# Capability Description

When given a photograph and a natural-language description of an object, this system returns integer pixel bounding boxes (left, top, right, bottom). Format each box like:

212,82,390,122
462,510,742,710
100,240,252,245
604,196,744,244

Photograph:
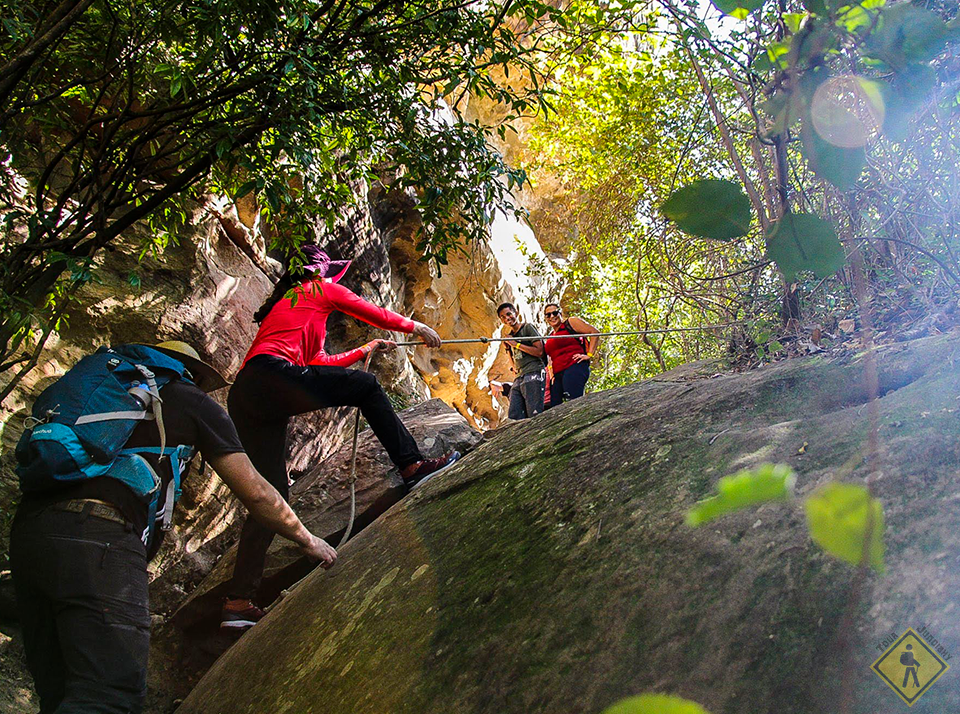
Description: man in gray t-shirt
490,302,545,420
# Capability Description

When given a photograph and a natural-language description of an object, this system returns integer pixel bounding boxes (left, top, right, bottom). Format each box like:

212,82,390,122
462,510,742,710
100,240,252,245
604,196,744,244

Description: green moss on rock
179,334,960,714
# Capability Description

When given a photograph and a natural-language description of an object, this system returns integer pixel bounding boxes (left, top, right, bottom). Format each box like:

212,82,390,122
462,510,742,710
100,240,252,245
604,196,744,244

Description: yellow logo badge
872,628,950,706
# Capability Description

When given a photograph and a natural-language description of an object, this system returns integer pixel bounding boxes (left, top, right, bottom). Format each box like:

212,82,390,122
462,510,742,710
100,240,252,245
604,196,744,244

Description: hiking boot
400,451,461,490
220,598,265,631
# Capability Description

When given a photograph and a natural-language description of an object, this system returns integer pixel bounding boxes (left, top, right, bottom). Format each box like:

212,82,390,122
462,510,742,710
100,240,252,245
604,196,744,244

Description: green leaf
882,64,936,140
805,483,885,573
765,39,793,69
765,213,845,280
783,12,807,32
803,0,828,16
686,463,796,527
752,52,774,72
801,126,866,189
760,92,802,137
661,179,752,240
710,0,765,17
602,695,711,714
865,3,950,68
837,3,880,33
233,180,258,199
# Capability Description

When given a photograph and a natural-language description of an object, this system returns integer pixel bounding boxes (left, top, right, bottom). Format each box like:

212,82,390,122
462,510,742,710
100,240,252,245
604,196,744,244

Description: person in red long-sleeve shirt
221,246,459,629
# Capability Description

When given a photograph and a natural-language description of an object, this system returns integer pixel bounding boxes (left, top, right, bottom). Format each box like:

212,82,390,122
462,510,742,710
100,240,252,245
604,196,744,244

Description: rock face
0,180,550,563
0,181,551,711
180,333,960,714
167,399,482,630
145,399,482,713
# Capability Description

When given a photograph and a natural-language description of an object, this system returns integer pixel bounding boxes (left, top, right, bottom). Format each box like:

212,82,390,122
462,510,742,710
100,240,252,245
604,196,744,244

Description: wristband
586,352,593,358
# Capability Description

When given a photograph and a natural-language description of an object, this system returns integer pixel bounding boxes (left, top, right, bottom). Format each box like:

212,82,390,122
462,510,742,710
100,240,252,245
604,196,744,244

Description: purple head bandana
298,244,351,283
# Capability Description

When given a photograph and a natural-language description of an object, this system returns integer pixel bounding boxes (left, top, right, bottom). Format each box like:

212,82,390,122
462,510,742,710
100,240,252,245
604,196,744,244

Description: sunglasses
544,310,561,318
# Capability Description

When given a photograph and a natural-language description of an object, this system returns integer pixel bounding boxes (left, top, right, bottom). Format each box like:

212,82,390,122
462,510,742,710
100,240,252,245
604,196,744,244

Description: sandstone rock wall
0,178,554,592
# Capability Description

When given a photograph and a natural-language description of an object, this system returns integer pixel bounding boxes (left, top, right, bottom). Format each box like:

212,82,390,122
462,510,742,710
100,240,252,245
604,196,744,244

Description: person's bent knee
354,370,382,395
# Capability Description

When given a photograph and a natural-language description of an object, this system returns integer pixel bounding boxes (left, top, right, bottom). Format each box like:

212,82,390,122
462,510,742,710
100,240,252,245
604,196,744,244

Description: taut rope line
392,322,743,347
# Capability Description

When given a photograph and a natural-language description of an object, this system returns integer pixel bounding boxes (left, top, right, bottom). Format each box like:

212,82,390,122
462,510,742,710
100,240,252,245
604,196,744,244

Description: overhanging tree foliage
0,0,567,395
660,0,960,304
525,0,960,386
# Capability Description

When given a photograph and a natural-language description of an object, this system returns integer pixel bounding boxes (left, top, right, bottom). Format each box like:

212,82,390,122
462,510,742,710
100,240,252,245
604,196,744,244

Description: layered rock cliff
0,177,558,712
0,180,555,549
178,332,960,714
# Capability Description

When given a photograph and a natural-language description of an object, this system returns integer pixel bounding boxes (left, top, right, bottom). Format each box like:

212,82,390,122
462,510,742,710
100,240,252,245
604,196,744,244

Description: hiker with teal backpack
543,303,599,408
11,341,335,714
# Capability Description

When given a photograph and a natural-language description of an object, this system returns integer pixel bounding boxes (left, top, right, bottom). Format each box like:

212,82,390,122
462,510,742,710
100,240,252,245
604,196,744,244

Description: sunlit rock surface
179,333,960,714
145,399,482,712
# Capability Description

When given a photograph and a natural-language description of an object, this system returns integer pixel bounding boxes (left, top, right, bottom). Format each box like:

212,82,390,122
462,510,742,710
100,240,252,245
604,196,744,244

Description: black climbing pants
545,361,590,409
10,505,150,714
226,355,423,600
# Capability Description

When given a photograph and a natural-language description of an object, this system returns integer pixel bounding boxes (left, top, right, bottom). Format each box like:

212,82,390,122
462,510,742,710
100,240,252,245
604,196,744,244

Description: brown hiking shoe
400,451,461,489
220,598,265,631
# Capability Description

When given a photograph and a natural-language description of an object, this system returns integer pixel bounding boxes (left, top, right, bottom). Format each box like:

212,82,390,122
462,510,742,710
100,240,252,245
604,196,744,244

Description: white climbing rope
268,349,373,610
391,322,744,347
337,349,374,549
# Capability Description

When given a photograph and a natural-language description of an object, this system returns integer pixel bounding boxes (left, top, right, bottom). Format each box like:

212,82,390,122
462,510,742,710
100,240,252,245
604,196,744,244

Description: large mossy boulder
179,334,960,714
144,399,482,713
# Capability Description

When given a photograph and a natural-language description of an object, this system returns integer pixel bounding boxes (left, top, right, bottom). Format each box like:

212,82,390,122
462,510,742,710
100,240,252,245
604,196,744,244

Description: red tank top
545,320,587,373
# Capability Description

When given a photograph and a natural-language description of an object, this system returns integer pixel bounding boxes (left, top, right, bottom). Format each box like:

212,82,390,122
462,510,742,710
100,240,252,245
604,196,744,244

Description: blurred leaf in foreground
805,482,885,573
687,463,797,526
661,179,752,241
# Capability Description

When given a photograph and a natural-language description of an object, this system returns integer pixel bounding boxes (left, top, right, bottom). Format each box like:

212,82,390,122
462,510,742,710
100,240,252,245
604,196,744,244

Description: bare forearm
516,341,544,357
243,484,312,547
210,453,310,547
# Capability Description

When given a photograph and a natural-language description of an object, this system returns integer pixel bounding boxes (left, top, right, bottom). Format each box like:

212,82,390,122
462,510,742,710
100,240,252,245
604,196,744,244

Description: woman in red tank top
543,303,599,409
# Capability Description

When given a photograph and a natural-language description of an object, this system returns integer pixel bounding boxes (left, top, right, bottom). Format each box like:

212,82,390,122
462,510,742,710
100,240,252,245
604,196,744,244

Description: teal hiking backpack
15,344,196,546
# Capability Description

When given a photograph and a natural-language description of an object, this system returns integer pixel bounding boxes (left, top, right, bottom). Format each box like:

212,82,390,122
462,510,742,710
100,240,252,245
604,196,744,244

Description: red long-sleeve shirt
242,279,415,368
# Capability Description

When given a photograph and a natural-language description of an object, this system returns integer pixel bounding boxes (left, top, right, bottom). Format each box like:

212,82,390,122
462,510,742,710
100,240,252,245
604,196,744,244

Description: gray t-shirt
508,322,545,376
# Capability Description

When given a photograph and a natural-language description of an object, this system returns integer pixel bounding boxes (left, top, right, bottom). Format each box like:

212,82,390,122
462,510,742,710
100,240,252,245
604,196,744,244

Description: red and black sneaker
220,598,266,631
400,451,461,490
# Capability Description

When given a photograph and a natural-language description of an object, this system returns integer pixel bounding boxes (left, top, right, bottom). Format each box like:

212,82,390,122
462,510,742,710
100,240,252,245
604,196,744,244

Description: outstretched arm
503,325,544,358
209,452,337,567
569,316,599,362
323,281,441,349
323,281,415,332
505,337,545,358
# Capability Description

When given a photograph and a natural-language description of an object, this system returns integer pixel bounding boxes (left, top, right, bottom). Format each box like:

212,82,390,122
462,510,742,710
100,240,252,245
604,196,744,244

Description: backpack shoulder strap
563,319,588,353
